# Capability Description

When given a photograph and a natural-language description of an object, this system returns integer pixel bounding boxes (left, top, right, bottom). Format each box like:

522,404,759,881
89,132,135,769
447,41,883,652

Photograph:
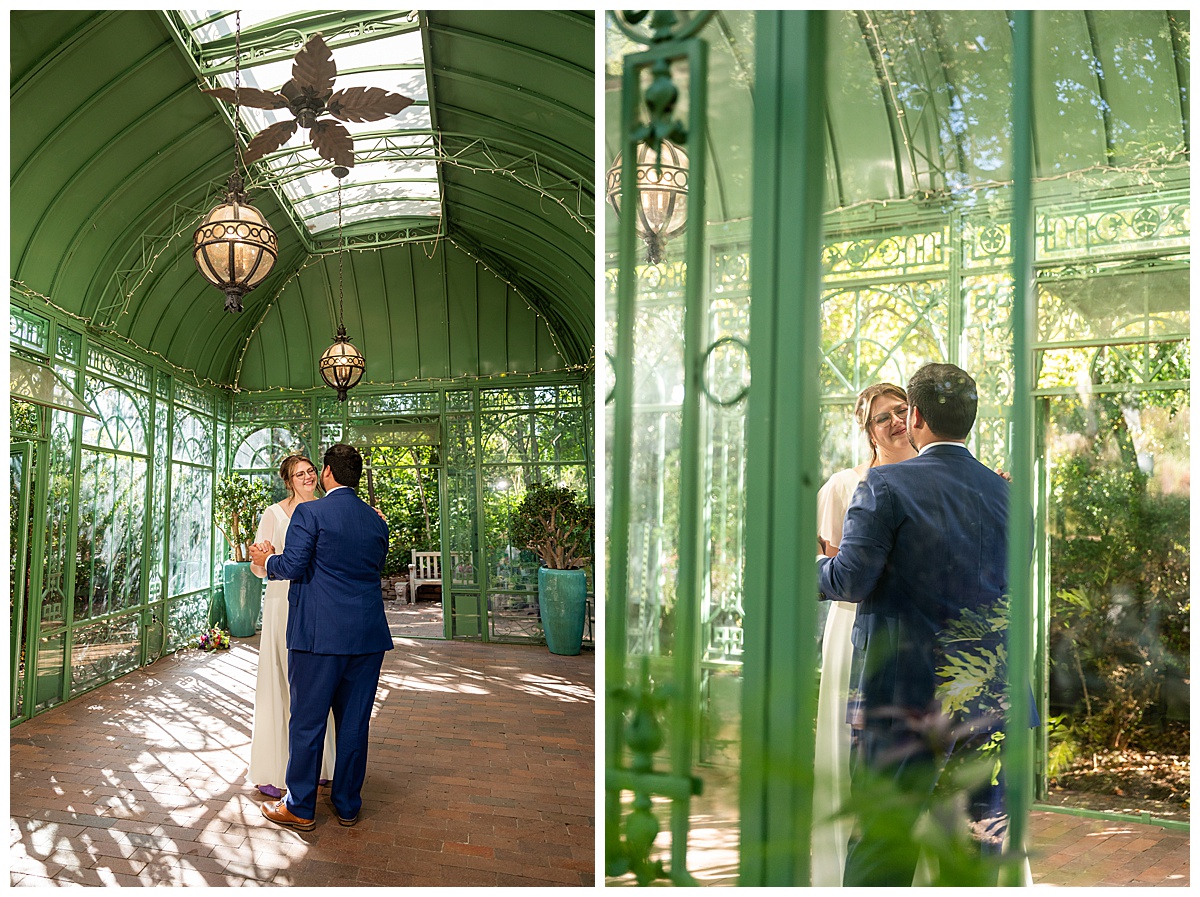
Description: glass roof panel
178,11,440,236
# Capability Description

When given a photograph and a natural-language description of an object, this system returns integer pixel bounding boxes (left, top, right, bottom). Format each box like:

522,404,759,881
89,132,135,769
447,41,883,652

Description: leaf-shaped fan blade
291,33,336,99
310,119,355,168
327,87,415,123
201,86,289,110
243,119,299,165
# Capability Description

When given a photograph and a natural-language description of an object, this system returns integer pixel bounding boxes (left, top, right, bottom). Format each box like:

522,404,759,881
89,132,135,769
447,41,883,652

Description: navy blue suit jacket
816,443,1009,733
265,487,394,655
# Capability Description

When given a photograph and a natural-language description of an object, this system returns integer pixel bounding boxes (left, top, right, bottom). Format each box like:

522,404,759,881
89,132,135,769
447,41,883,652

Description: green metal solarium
10,11,595,724
604,10,1188,886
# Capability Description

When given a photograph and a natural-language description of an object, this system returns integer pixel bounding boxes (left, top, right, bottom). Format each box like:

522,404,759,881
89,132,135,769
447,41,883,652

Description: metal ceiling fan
203,32,414,168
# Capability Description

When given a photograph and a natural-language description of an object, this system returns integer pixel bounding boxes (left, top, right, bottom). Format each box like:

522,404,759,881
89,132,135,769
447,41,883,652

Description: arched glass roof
172,10,440,238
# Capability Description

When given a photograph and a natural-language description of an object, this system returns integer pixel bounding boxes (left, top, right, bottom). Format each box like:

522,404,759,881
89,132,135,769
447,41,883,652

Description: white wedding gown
247,502,336,790
811,464,1032,886
812,465,869,887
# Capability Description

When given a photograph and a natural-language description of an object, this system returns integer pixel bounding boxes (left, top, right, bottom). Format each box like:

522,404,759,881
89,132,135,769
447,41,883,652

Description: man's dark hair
323,443,363,489
906,363,978,440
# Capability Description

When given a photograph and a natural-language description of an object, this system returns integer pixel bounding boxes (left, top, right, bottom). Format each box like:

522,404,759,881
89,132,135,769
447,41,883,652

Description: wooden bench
408,551,475,601
408,551,442,600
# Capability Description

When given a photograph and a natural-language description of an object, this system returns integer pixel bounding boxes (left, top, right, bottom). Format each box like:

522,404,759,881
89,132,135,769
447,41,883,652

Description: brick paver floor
10,636,595,887
604,768,1189,887
1026,810,1188,887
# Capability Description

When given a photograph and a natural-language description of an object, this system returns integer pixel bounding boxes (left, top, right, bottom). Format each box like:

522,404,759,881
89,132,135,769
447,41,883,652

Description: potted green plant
509,483,594,655
213,474,272,638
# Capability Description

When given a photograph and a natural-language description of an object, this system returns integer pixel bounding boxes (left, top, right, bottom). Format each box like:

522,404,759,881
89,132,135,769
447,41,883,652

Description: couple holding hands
246,443,392,831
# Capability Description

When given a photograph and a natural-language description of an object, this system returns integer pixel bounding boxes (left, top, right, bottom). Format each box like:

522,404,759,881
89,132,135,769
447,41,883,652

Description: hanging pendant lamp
605,139,689,265
193,172,279,313
193,12,278,313
318,166,365,401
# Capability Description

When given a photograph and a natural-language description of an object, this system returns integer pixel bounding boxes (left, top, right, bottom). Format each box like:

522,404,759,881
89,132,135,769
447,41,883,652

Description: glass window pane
170,463,213,596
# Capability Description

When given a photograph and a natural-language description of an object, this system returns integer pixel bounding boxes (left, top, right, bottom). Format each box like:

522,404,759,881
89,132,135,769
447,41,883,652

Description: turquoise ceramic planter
223,561,262,638
537,567,587,655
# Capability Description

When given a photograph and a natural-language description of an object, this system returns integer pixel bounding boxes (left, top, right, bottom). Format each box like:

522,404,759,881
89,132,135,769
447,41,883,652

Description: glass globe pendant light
318,166,366,401
193,172,278,313
193,12,278,313
605,138,689,265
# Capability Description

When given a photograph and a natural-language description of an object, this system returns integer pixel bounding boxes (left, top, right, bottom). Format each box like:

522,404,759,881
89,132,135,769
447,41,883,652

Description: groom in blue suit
817,363,1010,886
249,443,393,830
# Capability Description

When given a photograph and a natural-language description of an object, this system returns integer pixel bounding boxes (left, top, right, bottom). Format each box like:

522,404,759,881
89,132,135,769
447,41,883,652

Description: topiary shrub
509,483,594,570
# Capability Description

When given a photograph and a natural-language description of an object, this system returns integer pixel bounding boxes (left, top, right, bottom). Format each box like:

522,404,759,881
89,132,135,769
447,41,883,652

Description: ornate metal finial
608,659,672,885
612,11,712,167
631,58,688,162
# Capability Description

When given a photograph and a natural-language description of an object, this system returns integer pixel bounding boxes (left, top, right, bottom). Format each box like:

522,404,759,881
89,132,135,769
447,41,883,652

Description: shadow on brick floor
10,636,595,887
604,769,1189,887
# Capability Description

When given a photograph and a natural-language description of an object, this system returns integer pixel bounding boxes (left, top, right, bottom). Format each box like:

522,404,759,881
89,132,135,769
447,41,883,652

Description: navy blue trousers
843,727,1006,887
283,650,385,820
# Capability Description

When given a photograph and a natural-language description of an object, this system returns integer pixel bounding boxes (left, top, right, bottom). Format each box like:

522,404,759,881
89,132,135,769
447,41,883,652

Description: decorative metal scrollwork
1130,206,1163,237
610,11,714,45
632,58,687,163
978,223,1008,256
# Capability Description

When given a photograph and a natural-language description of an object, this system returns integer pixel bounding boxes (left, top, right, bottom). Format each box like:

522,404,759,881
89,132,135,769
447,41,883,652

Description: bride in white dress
812,383,915,886
248,454,336,798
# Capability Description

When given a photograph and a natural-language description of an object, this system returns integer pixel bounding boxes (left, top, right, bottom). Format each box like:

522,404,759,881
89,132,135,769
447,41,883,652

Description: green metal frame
1004,12,1036,876
13,10,595,395
606,11,711,887
10,440,36,722
739,11,827,885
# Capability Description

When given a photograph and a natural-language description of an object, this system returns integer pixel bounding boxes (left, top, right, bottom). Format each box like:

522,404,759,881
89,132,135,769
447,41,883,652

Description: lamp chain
337,176,345,329
233,10,243,176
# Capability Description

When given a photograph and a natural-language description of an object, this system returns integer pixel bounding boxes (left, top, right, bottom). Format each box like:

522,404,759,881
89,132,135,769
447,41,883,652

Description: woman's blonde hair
853,382,907,464
278,454,318,497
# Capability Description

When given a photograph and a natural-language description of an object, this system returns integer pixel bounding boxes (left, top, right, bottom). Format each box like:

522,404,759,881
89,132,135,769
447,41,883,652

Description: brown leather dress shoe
336,813,359,827
262,799,315,831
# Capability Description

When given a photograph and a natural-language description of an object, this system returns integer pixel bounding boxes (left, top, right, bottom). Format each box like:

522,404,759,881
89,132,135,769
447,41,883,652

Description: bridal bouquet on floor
195,626,232,652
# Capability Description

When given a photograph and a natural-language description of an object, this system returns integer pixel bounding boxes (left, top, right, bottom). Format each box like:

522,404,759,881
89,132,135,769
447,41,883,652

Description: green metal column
1004,9,1036,884
473,385,490,642
739,10,827,887
142,372,165,667
10,441,34,722
605,11,711,886
59,359,86,706
21,432,51,719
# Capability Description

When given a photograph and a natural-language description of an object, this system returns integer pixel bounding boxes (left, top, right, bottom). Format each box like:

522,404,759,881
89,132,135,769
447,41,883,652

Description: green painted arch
233,241,567,392
11,9,594,388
